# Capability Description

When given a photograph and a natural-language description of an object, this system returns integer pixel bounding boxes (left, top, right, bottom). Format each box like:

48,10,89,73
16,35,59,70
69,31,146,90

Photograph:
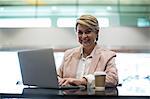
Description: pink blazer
57,45,118,87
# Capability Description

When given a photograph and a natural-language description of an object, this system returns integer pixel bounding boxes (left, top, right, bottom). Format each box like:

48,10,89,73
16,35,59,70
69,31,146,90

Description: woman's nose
82,33,88,38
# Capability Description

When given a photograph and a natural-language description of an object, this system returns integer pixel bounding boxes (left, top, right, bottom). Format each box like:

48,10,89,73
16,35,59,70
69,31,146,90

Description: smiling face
76,24,98,48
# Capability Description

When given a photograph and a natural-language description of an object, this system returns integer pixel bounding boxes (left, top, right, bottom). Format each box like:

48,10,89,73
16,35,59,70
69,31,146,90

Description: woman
57,15,118,87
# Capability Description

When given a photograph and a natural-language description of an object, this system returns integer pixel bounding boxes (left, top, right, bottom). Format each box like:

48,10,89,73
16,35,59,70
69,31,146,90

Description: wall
99,27,150,47
0,27,150,50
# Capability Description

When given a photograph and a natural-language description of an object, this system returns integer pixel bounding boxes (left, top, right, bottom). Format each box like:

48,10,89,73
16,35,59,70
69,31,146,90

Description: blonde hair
75,15,99,31
75,14,99,41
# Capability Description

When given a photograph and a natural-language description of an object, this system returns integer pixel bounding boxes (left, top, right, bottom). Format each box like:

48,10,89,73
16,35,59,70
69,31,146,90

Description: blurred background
0,0,149,94
0,0,149,49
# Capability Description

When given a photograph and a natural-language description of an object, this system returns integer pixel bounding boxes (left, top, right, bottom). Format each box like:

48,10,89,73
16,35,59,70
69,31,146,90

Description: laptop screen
18,48,59,88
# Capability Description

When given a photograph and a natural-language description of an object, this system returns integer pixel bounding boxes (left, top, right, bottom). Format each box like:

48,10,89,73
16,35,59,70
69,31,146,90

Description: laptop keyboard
59,85,86,90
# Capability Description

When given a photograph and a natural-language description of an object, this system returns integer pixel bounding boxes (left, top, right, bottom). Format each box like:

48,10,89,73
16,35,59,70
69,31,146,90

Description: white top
76,46,97,84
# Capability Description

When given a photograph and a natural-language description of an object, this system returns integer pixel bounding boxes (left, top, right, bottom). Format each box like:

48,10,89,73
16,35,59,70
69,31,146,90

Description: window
57,17,110,28
0,18,51,28
0,51,149,91
0,51,64,87
116,53,150,85
57,18,76,28
137,18,150,27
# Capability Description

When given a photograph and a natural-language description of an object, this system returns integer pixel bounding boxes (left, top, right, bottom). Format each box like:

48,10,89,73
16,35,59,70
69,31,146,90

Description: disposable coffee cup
94,71,106,91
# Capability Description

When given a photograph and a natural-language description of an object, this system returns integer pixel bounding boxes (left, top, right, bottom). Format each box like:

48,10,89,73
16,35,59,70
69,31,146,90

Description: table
0,86,149,99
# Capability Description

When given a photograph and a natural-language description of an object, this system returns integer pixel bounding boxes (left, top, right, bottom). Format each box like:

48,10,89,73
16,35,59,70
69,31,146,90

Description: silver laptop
18,48,85,89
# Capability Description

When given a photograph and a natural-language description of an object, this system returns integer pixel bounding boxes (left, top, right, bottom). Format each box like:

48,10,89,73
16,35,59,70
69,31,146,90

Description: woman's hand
58,77,87,86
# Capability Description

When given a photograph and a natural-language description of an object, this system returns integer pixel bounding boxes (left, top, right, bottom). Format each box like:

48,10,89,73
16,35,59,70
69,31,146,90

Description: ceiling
0,0,149,27
0,0,150,5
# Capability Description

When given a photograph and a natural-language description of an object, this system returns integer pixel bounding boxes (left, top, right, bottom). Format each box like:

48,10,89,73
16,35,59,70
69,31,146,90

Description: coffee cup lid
94,71,106,75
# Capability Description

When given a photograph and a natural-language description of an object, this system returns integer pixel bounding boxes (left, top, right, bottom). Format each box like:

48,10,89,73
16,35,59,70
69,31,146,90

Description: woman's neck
83,44,96,57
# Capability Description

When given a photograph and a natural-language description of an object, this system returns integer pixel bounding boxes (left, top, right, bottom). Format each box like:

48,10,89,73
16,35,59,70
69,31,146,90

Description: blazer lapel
68,48,81,78
69,57,80,78
89,54,101,73
88,46,102,73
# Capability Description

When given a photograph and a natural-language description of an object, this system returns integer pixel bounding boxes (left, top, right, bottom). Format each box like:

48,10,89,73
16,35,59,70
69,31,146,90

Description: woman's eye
77,31,83,35
85,30,92,34
77,29,92,35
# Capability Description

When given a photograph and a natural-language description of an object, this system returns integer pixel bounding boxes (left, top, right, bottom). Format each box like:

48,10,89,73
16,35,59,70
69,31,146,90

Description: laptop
18,48,85,90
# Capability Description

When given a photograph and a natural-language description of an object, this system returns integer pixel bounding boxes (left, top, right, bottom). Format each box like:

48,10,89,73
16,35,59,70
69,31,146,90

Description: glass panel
0,0,77,5
119,5,150,12
36,6,77,16
116,53,150,85
0,51,65,87
0,51,150,90
98,18,110,28
57,17,110,28
120,0,150,5
137,18,150,27
0,51,22,87
1,0,149,5
0,0,149,27
78,0,118,4
0,6,36,17
0,18,51,28
54,52,64,70
57,17,76,27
